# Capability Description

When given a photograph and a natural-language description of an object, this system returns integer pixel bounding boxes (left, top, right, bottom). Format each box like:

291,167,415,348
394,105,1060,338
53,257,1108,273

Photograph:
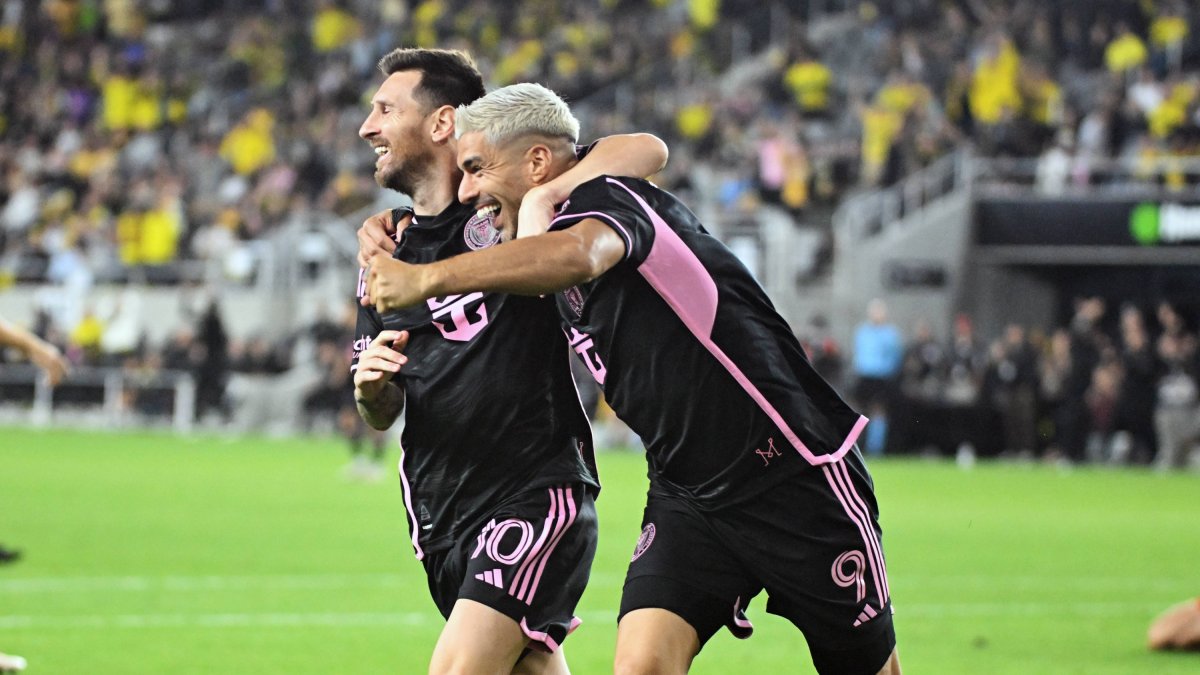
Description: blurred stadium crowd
0,0,1198,464
808,297,1199,470
4,0,1200,285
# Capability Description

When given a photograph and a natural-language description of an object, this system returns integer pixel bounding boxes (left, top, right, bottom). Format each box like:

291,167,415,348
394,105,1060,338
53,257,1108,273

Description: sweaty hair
454,82,580,145
376,48,485,112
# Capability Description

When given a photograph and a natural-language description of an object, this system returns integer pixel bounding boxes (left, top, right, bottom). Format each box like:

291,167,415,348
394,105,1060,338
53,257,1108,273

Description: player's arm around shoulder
518,133,667,239
367,219,625,313
353,330,409,430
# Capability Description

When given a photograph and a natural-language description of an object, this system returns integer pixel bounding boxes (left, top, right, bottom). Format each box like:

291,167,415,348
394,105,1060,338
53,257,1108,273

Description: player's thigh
460,484,598,651
511,647,570,675
614,607,699,675
717,450,897,674
430,598,528,675
618,494,760,648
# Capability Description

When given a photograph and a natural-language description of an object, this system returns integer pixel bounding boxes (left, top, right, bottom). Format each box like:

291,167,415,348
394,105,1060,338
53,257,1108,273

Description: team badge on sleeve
631,523,656,561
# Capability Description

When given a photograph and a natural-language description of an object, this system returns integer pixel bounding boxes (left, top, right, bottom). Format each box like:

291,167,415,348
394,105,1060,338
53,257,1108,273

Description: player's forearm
355,382,404,430
0,319,39,355
423,229,602,298
538,133,668,204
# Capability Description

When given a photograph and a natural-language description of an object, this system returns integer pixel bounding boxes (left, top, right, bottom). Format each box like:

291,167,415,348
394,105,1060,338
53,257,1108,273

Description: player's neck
409,156,463,216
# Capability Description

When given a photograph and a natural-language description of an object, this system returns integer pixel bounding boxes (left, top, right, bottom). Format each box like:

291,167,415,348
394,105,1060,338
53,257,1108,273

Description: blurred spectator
311,0,362,54
230,337,291,374
97,284,145,366
1039,328,1074,458
799,313,845,392
944,313,986,410
1115,305,1160,463
852,298,903,455
68,308,104,363
898,318,945,404
1035,132,1073,195
1059,297,1109,462
1105,22,1149,78
1154,304,1200,471
1085,358,1124,463
781,45,832,117
219,108,277,177
982,324,1039,458
1153,339,1198,471
754,118,810,214
194,298,231,423
969,31,1023,134
1149,3,1189,76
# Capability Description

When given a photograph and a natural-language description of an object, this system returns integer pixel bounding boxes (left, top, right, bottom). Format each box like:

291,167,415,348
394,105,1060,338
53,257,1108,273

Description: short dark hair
376,48,485,112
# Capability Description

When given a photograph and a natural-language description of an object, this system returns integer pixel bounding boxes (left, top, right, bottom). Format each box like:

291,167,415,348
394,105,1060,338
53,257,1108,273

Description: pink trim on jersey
564,347,598,434
605,178,863,466
397,454,424,560
821,462,889,605
839,416,871,457
356,267,367,299
550,210,634,256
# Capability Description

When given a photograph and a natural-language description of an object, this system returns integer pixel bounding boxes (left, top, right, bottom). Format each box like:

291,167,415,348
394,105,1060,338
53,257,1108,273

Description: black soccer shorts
618,448,896,675
422,483,598,652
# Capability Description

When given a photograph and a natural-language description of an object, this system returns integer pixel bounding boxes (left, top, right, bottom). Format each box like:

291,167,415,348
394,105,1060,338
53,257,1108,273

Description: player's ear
526,144,553,184
430,105,456,144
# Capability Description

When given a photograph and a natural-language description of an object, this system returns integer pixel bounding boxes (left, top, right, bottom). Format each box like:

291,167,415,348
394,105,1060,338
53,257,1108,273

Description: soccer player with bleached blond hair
367,82,902,675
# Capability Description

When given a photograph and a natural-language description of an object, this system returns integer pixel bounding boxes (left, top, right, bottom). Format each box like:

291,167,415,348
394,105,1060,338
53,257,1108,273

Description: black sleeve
547,176,657,265
349,268,384,373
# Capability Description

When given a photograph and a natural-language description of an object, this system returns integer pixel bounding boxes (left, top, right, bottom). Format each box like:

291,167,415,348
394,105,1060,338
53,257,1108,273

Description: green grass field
1,426,1196,674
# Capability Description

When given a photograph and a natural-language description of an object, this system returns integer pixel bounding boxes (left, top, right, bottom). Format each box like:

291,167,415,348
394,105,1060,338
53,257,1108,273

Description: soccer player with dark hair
351,49,668,674
365,82,901,675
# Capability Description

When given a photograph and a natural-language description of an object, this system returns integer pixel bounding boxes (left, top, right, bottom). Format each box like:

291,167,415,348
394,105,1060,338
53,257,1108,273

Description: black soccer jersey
352,202,599,559
548,176,868,507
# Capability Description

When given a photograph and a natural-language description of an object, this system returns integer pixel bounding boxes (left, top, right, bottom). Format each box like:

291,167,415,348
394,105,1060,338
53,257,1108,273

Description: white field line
0,601,1175,630
0,612,439,629
0,574,413,593
0,572,1189,594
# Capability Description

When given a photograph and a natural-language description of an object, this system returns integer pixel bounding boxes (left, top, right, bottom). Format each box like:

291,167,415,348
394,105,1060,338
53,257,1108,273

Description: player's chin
495,214,519,241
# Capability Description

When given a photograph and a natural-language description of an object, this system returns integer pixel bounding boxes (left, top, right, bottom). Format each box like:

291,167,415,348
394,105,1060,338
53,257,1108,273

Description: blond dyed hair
454,82,580,145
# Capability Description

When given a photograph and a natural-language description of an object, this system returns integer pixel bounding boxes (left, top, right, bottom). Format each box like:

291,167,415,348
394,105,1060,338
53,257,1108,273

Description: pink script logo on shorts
631,523,656,562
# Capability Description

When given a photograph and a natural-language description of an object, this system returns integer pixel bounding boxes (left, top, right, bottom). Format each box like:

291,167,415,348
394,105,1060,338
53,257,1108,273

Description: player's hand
353,330,409,402
358,209,413,306
516,184,558,239
357,209,415,266
29,342,69,387
366,252,426,313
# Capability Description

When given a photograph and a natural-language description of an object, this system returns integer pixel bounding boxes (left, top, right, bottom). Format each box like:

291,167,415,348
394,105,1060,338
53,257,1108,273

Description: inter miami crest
463,211,501,250
631,523,656,562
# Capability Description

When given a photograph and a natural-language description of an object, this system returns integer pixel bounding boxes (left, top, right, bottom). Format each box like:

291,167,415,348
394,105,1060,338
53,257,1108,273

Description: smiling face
455,130,533,240
358,70,438,195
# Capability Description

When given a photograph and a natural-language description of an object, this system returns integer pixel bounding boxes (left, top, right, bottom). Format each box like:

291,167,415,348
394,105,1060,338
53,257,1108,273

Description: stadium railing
0,365,195,433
